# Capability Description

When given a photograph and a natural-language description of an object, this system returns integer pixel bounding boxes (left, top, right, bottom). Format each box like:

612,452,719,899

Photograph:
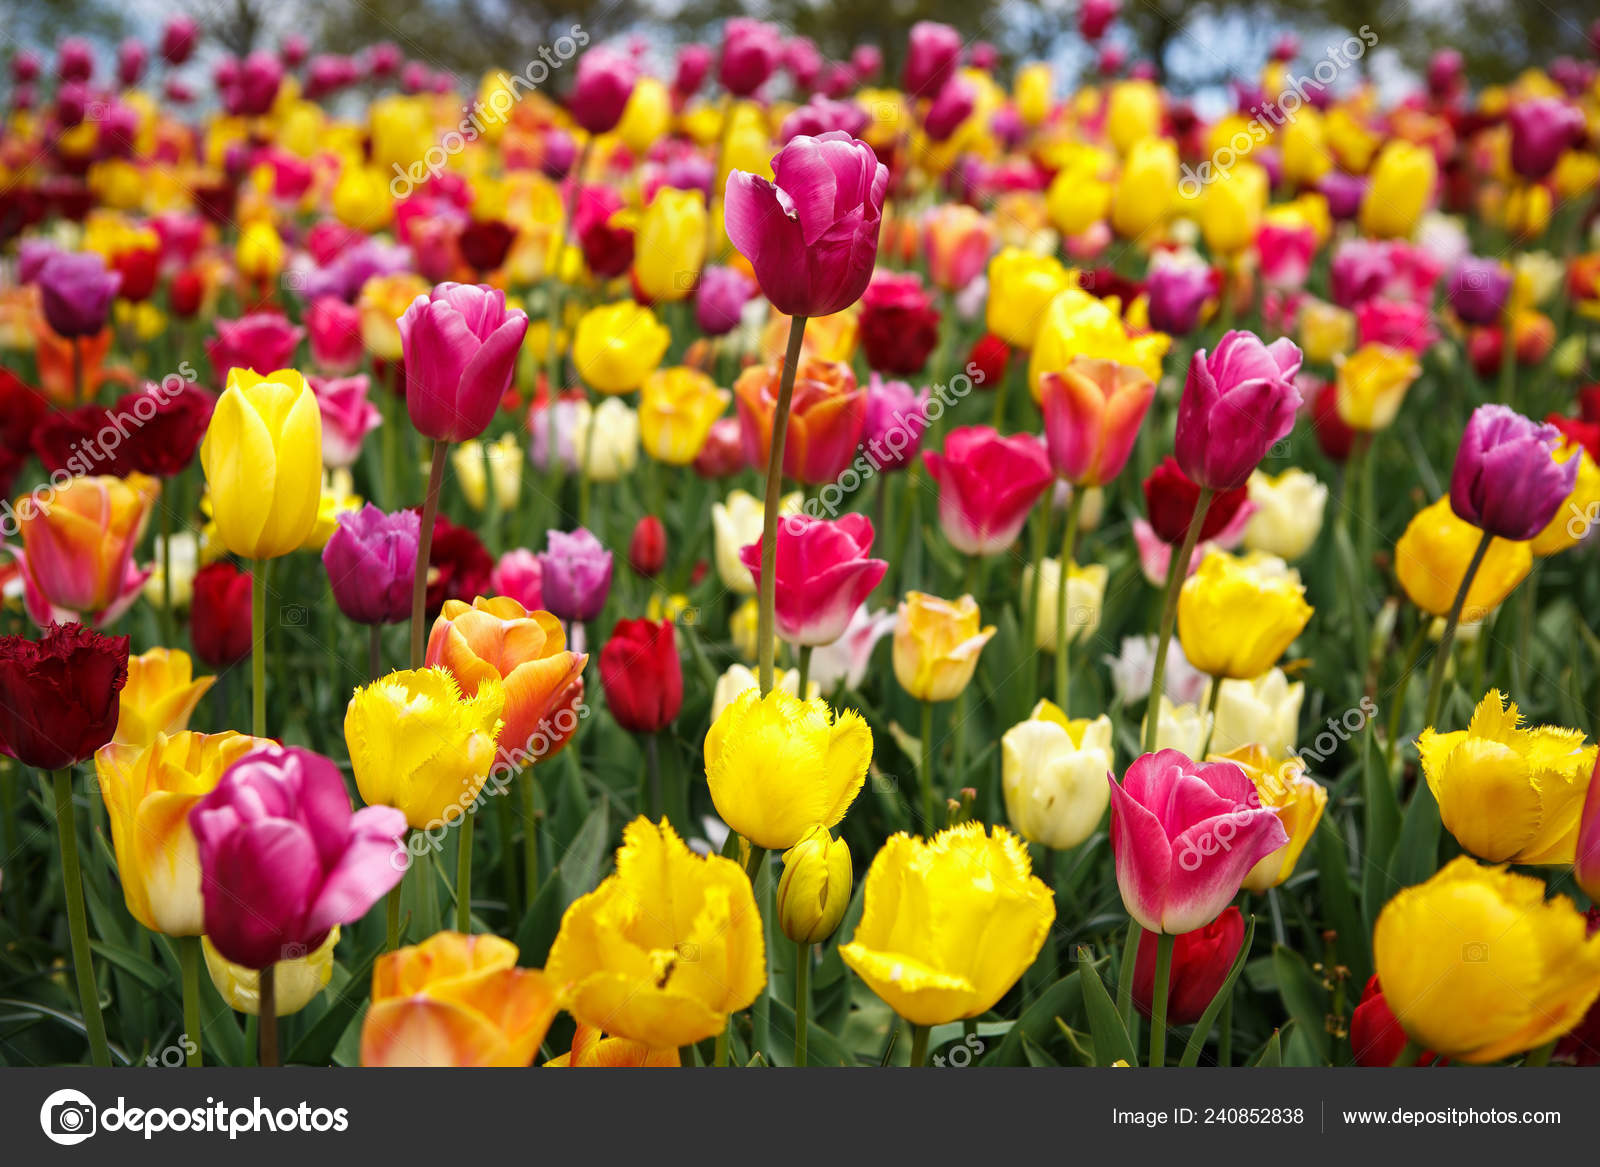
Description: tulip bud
777,825,853,944
629,515,667,577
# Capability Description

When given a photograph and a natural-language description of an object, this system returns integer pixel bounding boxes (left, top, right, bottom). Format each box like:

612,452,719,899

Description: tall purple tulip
1447,257,1512,326
189,745,407,970
538,528,614,623
718,19,782,97
1507,98,1586,181
695,264,755,336
724,132,887,319
399,283,528,443
903,21,962,95
568,44,637,136
322,505,420,626
1449,405,1577,541
1175,331,1303,492
37,252,119,339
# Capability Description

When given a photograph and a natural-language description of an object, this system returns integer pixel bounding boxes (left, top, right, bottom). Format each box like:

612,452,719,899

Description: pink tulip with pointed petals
923,426,1054,557
398,283,528,443
738,513,888,646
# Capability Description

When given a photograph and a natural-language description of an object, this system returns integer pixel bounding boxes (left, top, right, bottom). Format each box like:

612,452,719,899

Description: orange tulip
31,319,117,406
12,473,159,627
733,357,866,486
544,1021,680,1067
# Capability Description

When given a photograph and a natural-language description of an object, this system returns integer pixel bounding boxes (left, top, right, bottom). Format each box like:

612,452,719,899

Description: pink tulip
903,21,962,95
673,43,713,98
307,296,364,374
1109,750,1288,934
490,548,545,611
810,606,896,690
1040,357,1156,487
1355,299,1437,355
1079,0,1121,41
1507,98,1586,181
923,77,976,142
310,375,382,468
568,44,637,136
206,313,305,382
718,19,783,97
399,282,528,443
1174,331,1303,493
724,131,887,319
1256,221,1317,291
738,513,888,646
923,426,1054,557
190,745,407,969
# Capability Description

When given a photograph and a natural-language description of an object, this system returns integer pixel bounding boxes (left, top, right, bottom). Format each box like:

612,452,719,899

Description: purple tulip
37,252,120,339
719,19,782,97
541,127,578,179
399,283,529,444
695,264,755,336
1447,257,1512,326
861,375,931,472
538,528,613,623
568,44,637,136
1450,405,1578,541
190,746,407,970
923,77,976,142
904,21,962,95
19,239,61,284
1175,331,1304,493
1426,49,1463,100
1318,171,1367,222
1146,263,1216,335
160,17,199,66
674,43,712,97
724,131,888,319
1507,98,1586,181
322,505,419,626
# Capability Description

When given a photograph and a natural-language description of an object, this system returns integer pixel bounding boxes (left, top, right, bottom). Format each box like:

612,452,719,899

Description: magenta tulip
719,19,782,97
1109,750,1288,934
738,513,888,646
206,313,304,382
923,77,976,142
310,375,382,468
724,131,887,319
903,21,962,95
190,745,407,970
1174,331,1303,493
160,17,199,66
1449,405,1577,541
399,283,528,443
38,252,119,339
568,44,637,136
489,548,544,611
923,426,1054,557
307,296,364,374
695,264,756,336
673,43,713,97
322,504,419,626
1507,98,1586,181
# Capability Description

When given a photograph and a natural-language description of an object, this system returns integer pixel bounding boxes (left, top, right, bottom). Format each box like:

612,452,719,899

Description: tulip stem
1149,931,1175,1068
522,769,541,906
51,768,110,1067
455,810,474,933
796,645,813,701
793,940,810,1067
386,881,402,951
158,500,175,646
1421,529,1493,732
1053,488,1086,712
920,700,936,835
1391,1039,1422,1067
578,397,598,528
1200,675,1222,758
713,1022,730,1068
757,314,808,696
908,1023,930,1068
259,964,278,1067
411,441,449,671
368,624,383,681
1143,489,1213,754
180,935,203,1067
250,559,267,738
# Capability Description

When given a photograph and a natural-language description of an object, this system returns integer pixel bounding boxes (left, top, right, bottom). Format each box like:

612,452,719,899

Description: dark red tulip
859,272,940,376
0,622,129,770
190,562,253,669
1142,457,1249,545
1131,906,1246,1025
599,619,683,734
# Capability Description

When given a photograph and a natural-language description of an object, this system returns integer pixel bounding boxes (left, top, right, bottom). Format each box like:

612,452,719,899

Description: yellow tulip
1334,343,1420,430
705,688,871,851
1200,162,1269,256
1418,690,1596,865
617,76,673,155
114,648,215,749
1106,80,1162,154
571,300,670,394
368,95,433,173
1503,181,1552,238
357,272,430,362
1359,141,1436,239
1211,744,1327,893
1279,108,1333,188
1553,151,1600,202
1021,558,1106,652
199,368,323,559
1210,668,1304,758
633,187,707,304
1028,287,1170,400
1046,167,1113,239
451,433,522,512
1531,439,1600,557
1298,299,1355,364
1177,550,1313,680
893,591,996,703
1142,696,1212,758
730,597,761,661
1001,700,1113,850
638,366,729,465
331,165,394,232
840,823,1055,1026
1015,63,1053,127
1395,496,1532,619
711,488,801,594
296,472,363,552
1243,468,1328,561
984,247,1073,348
344,667,505,831
94,730,269,935
545,817,765,1048
235,221,283,283
1111,138,1178,239
777,825,853,945
204,928,339,1016
1373,856,1600,1063
1326,107,1380,174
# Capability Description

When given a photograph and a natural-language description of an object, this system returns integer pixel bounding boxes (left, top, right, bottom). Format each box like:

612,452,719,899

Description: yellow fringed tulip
344,667,505,831
571,300,671,394
1001,700,1113,850
893,591,996,703
199,368,323,560
1396,496,1532,620
777,825,853,945
633,187,707,304
1373,856,1600,1063
113,648,214,749
639,366,730,465
1177,551,1313,680
1418,690,1596,865
545,818,765,1048
840,824,1055,1026
705,688,871,851
1211,744,1327,893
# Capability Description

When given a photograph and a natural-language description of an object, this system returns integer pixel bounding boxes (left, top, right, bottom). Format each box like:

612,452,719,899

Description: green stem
411,441,449,670
796,644,813,700
1053,487,1086,711
1150,931,1175,1068
51,769,110,1067
757,314,808,694
1421,529,1494,731
1524,1039,1557,1067
644,733,660,819
1117,918,1139,1040
920,699,936,835
1391,1038,1422,1067
713,1022,730,1067
1026,504,1050,704
908,1023,930,1067
158,500,175,646
386,881,402,951
250,559,267,737
578,395,598,528
794,939,810,1067
259,963,278,1067
1497,313,1517,406
180,934,203,1067
742,841,767,884
522,768,540,906
1199,674,1222,758
455,810,474,932
368,623,382,682
1143,489,1213,753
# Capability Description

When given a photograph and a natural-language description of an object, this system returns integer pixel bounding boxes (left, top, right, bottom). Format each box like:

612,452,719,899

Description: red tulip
629,516,667,578
923,426,1054,556
1142,457,1249,545
190,562,253,669
599,619,683,734
1132,906,1246,1024
1350,975,1445,1067
0,621,129,770
966,332,1009,389
858,271,940,376
738,513,888,646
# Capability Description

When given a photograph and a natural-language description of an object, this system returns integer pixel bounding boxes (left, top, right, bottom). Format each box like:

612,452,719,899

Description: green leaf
1079,958,1137,1067
88,941,169,994
1391,780,1442,892
1314,825,1371,989
287,942,383,1066
982,970,1083,1066
1179,914,1257,1067
1360,727,1401,929
1272,943,1329,1063
557,804,610,911
1251,1028,1283,1067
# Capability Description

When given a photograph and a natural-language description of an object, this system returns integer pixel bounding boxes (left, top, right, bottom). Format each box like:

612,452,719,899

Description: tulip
570,397,641,484
1448,257,1512,326
205,313,305,383
1211,744,1326,893
719,18,782,96
571,300,670,396
724,131,888,319
1531,438,1600,557
705,687,871,851
709,663,816,722
545,817,765,1048
638,367,730,465
893,591,995,704
633,188,706,304
840,824,1054,1039
1257,221,1318,291
1109,749,1288,934
200,368,323,560
1507,98,1586,181
778,825,852,945
537,528,613,623
204,928,338,1018
114,648,214,749
1112,138,1178,239
1046,154,1114,238
450,434,521,513
489,549,544,612
1578,761,1600,904
1146,262,1217,335
306,297,364,375
734,356,866,486
985,248,1072,349
399,283,527,444
1040,357,1155,488
1022,557,1107,651
11,472,158,628
712,488,800,593
309,375,381,468
1298,299,1356,364
567,45,636,134
924,426,1054,557
361,932,558,1067
1002,700,1114,850
1143,458,1250,546
1178,550,1313,681
1396,496,1531,620
1418,690,1595,865
1208,668,1303,759
1132,907,1246,1024
1029,288,1170,400
1175,331,1303,493
923,203,995,292
358,273,429,361
1242,468,1327,561
858,271,941,376
546,1022,680,1068
1334,343,1420,431
629,515,666,577
1373,856,1600,1063
695,265,755,336
1450,405,1577,542
599,619,683,736
1349,975,1443,1068
318,505,418,633
737,513,887,647
1199,163,1268,257
37,251,119,340
1358,141,1435,240
861,376,931,472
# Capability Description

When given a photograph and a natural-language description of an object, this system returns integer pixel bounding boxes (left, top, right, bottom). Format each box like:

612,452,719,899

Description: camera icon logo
40,1088,97,1146
1462,941,1490,963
